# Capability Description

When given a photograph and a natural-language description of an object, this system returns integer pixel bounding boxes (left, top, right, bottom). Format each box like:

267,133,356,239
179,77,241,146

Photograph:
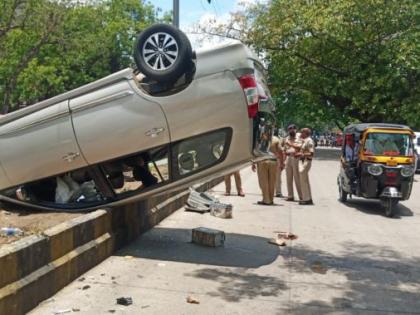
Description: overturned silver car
0,24,274,211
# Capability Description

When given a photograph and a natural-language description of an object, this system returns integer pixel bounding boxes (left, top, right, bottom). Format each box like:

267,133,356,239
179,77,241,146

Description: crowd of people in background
313,133,343,147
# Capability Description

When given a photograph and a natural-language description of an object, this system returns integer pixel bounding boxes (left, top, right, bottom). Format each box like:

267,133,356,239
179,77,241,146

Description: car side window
105,145,170,196
172,128,232,179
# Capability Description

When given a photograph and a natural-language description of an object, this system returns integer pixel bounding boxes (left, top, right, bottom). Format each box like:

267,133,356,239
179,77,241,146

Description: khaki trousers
224,171,242,193
275,167,282,195
299,160,312,201
286,156,303,200
257,160,277,204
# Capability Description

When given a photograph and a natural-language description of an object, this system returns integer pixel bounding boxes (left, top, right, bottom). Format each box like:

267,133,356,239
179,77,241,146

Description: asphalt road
30,148,420,315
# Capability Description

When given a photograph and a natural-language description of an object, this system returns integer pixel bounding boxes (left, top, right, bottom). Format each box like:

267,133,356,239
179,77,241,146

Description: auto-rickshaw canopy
342,123,415,164
343,123,413,138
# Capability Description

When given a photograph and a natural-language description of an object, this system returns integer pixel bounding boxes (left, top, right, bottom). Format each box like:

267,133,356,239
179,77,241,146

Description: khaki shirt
283,135,302,155
270,136,282,155
301,137,315,155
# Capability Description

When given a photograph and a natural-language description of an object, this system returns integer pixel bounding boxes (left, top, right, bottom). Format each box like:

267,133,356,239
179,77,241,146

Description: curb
0,178,222,314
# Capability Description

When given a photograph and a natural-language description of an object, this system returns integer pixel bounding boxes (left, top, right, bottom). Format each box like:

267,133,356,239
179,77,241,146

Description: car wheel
134,24,193,83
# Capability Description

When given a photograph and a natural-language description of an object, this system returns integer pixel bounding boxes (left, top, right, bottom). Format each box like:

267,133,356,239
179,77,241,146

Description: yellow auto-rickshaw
337,123,416,217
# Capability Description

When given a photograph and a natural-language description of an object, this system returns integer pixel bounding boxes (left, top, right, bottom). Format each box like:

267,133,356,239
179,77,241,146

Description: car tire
134,24,193,83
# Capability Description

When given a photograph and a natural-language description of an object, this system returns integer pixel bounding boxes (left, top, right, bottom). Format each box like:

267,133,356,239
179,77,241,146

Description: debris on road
78,277,85,282
268,238,287,246
72,308,80,312
52,309,72,315
157,262,166,267
108,310,116,314
81,285,90,290
192,227,225,247
116,297,133,306
268,231,299,246
210,202,233,219
186,296,200,304
124,255,134,260
185,189,212,213
185,203,210,213
276,231,298,240
185,188,233,217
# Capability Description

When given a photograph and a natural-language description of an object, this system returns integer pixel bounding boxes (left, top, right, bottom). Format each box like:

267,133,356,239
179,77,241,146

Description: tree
250,0,420,129
0,0,162,114
198,0,420,129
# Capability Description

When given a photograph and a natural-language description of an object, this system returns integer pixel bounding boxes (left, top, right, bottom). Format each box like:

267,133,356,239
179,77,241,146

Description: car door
0,101,88,189
69,80,169,165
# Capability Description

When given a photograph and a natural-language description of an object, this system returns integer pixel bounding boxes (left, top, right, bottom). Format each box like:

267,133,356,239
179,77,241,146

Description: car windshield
363,132,413,156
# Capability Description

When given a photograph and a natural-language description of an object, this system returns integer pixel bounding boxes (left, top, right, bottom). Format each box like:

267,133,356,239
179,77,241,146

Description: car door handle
62,152,80,163
145,127,165,137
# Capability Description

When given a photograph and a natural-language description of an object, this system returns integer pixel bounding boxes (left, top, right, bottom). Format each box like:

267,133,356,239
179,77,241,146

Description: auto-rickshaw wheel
383,199,399,218
339,184,348,202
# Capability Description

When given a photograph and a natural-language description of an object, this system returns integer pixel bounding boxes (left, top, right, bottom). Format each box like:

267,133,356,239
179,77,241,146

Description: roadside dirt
0,205,82,246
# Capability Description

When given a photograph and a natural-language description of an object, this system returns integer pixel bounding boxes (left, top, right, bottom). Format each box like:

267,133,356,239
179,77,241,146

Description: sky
146,0,251,48
148,0,237,30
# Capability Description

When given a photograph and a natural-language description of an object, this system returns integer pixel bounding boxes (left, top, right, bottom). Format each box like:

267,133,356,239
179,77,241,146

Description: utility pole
173,0,211,28
173,0,179,28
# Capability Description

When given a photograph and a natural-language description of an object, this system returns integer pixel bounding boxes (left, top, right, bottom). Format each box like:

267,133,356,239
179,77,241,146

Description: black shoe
299,200,314,205
285,197,294,202
275,193,284,198
257,201,274,205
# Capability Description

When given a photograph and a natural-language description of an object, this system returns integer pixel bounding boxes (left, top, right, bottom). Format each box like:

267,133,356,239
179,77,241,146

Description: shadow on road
283,242,420,314
116,227,281,268
185,267,287,302
342,198,413,218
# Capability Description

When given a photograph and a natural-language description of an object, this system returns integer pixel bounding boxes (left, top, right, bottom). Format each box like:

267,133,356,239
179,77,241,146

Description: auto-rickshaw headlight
401,166,415,177
367,164,383,176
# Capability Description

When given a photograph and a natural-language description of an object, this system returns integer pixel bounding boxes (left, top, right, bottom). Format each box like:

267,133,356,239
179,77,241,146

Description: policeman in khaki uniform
275,134,285,198
283,124,303,201
252,136,282,205
297,128,315,205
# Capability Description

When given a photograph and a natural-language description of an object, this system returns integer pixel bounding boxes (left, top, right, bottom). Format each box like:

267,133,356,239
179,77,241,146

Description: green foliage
248,0,420,129
0,0,164,113
273,91,347,131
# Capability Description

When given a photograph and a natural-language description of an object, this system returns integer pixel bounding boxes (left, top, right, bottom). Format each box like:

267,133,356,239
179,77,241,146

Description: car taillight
239,75,259,118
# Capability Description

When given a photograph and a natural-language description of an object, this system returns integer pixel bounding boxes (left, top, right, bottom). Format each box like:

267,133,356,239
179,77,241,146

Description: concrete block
192,227,225,247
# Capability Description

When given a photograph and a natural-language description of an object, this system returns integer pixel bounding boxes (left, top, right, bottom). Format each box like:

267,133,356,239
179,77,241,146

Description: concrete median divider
0,178,222,314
